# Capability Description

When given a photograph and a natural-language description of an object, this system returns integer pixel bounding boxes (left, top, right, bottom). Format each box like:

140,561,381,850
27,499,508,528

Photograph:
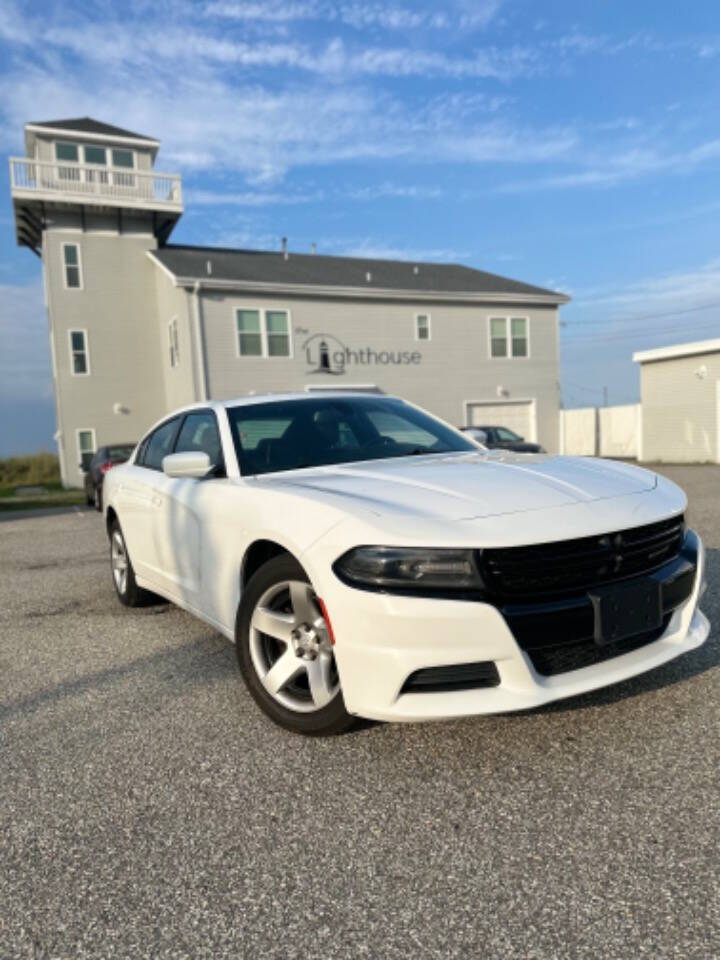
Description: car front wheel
236,554,355,736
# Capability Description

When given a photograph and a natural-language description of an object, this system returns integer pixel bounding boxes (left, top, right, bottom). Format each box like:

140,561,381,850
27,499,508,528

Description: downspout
191,280,209,401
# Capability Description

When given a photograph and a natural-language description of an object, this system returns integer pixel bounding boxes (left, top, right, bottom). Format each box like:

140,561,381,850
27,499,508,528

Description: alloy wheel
111,530,129,596
249,580,340,713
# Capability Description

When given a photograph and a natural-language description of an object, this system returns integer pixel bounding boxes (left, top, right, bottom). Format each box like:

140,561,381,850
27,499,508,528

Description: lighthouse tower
9,118,184,486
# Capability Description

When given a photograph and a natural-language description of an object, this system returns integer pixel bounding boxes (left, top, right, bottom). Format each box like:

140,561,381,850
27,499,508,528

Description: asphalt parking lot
1,464,719,959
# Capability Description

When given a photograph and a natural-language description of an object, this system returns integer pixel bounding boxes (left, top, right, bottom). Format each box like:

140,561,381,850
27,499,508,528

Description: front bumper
320,529,708,723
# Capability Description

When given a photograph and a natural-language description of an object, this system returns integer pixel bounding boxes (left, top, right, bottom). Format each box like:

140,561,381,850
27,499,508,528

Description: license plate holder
588,579,663,646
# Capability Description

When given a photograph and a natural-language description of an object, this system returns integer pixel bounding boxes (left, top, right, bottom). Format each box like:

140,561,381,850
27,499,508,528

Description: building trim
633,338,720,364
25,124,160,148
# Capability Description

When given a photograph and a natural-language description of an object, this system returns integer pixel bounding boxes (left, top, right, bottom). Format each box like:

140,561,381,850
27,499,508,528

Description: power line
561,316,720,346
566,298,720,328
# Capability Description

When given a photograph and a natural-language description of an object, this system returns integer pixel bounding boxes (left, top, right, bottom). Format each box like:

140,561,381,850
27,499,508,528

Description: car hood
265,452,658,521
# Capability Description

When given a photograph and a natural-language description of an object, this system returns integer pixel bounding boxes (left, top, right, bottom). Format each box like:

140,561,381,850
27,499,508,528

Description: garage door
467,401,536,441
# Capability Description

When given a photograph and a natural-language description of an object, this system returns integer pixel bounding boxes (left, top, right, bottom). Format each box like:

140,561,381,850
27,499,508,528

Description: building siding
197,292,561,451
43,216,167,486
639,352,720,463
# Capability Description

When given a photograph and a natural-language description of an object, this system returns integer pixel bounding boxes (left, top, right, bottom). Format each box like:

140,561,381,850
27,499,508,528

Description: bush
0,452,62,487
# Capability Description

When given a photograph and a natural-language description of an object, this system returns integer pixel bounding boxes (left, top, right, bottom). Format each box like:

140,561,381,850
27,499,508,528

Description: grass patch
0,489,87,512
0,452,62,487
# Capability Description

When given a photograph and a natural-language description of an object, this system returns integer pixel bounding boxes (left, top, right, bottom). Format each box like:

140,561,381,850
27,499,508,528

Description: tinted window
107,445,135,462
496,428,521,441
141,419,180,470
227,397,476,476
175,412,223,466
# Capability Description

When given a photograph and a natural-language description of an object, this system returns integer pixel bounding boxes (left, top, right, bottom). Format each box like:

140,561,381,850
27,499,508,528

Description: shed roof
633,338,720,364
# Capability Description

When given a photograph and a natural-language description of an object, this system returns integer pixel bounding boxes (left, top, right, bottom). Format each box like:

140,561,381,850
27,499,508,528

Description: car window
174,412,223,467
496,427,521,441
140,418,180,471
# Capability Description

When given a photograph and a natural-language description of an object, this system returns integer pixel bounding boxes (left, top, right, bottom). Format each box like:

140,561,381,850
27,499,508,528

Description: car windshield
227,397,477,476
495,428,522,441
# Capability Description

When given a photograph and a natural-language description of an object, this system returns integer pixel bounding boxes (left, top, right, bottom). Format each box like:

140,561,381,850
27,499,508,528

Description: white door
467,401,536,441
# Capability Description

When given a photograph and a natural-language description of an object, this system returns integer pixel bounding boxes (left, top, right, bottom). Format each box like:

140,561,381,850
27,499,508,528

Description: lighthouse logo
302,333,348,375
301,332,424,374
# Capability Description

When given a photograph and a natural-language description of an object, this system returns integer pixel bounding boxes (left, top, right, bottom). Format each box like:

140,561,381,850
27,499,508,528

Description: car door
115,417,181,587
152,409,226,610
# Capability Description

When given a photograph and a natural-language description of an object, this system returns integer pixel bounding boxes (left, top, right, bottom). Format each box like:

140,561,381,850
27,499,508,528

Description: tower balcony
9,156,183,211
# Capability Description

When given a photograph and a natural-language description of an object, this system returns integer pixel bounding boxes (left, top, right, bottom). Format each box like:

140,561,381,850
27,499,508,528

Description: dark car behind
84,443,136,510
460,426,545,454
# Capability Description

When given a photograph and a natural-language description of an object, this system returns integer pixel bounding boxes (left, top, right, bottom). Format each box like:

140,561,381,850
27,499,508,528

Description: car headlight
333,546,485,593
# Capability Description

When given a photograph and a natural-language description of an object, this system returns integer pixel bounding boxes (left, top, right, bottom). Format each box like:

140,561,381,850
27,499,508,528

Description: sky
1,0,720,455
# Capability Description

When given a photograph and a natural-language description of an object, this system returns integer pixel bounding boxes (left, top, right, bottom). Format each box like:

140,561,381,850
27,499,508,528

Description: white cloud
346,182,443,200
204,0,502,31
186,188,323,205
576,258,720,315
497,138,720,193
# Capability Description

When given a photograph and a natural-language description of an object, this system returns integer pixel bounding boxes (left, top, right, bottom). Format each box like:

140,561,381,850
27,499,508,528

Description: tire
109,518,155,608
85,489,94,506
236,554,355,736
94,485,103,512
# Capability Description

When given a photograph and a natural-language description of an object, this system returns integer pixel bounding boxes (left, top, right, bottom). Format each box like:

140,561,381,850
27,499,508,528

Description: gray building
634,338,720,463
10,117,569,487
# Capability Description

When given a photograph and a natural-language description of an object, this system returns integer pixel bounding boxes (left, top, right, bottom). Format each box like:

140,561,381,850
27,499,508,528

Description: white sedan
104,393,709,735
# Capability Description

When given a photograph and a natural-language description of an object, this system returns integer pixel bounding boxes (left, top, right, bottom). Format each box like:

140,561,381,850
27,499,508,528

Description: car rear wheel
109,519,154,607
94,485,103,512
236,554,355,736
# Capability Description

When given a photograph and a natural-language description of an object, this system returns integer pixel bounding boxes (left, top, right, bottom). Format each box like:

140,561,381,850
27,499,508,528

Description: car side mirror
162,451,212,479
518,436,525,442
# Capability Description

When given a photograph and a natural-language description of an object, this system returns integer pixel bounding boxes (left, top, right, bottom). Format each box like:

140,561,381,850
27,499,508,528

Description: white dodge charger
103,393,709,735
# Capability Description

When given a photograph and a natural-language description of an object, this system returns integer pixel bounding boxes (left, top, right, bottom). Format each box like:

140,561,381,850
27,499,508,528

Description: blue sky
2,0,720,454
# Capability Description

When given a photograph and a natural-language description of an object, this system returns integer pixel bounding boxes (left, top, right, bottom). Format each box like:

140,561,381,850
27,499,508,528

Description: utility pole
603,386,608,407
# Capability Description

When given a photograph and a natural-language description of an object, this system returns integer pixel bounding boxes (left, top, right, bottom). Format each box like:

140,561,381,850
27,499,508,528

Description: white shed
633,338,720,463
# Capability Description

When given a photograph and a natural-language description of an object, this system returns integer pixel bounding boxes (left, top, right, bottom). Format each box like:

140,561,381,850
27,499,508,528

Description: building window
77,429,96,472
236,308,291,358
168,317,180,367
490,317,529,358
415,314,431,341
266,310,291,357
511,317,528,357
63,244,82,289
83,145,107,165
55,142,79,162
69,330,89,375
112,149,134,168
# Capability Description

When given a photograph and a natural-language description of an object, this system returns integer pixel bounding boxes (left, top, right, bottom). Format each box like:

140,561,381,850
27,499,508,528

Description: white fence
560,404,641,458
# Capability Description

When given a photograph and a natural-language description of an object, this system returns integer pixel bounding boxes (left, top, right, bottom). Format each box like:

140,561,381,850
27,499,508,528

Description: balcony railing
9,157,183,209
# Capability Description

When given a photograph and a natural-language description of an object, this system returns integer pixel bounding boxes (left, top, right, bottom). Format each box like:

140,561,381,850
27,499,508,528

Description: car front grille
480,515,685,601
481,517,696,678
